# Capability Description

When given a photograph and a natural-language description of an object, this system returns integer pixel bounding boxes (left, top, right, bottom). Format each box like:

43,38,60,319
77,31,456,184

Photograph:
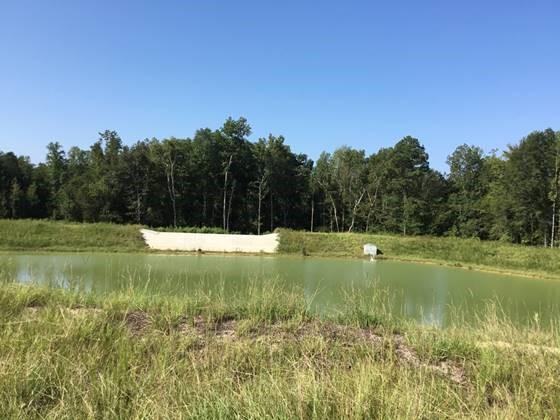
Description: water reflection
2,253,560,327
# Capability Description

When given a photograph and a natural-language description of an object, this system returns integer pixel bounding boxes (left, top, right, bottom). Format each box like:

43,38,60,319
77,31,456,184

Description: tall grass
0,219,146,252
278,229,560,279
0,281,559,418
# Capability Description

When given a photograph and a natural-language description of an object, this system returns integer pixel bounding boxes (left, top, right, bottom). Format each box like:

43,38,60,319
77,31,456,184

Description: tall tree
123,141,154,224
446,144,486,238
252,138,270,235
383,136,431,235
2,121,560,246
45,142,67,218
314,152,340,232
503,129,557,245
549,132,560,247
218,117,254,232
9,179,24,218
331,146,367,232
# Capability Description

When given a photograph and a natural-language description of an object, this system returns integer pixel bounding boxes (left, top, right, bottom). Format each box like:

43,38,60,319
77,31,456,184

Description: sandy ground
140,229,279,253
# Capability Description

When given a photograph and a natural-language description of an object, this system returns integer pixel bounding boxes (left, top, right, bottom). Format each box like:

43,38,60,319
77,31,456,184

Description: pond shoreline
2,220,560,281
0,282,558,417
2,248,557,282
3,251,560,329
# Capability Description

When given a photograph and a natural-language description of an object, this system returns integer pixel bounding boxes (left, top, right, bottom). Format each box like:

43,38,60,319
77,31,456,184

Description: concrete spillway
140,229,279,253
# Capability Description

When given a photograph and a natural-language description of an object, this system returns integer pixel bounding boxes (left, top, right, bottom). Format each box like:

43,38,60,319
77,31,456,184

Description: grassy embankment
0,277,559,418
1,220,560,416
0,219,146,253
2,219,560,278
0,219,230,252
279,230,560,280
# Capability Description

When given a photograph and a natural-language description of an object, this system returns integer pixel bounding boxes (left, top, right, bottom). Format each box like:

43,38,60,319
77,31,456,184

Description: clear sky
1,0,559,172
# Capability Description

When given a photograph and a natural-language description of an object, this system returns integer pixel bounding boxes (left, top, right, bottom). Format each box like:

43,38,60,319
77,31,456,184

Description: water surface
1,253,559,327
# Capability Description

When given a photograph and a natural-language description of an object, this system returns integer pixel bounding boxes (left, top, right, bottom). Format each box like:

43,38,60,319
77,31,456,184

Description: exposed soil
177,315,237,339
124,310,152,335
173,315,467,385
20,304,470,386
393,334,467,385
66,307,104,317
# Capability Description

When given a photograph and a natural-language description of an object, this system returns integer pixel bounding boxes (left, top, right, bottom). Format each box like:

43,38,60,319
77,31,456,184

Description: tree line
1,117,559,246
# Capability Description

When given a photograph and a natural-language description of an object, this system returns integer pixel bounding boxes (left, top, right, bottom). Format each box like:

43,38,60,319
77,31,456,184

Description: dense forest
1,117,559,246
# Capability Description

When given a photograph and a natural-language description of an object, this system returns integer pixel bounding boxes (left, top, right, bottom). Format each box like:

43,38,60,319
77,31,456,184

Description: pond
1,253,559,327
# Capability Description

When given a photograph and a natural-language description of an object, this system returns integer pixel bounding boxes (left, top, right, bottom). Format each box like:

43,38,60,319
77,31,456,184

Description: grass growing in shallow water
0,280,559,418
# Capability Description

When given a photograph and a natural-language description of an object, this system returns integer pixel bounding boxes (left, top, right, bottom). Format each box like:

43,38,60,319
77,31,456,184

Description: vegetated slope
278,230,560,279
0,282,558,418
0,219,146,252
2,219,560,279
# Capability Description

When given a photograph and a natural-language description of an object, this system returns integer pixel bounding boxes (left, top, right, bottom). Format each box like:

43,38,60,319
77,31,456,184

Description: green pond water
1,253,559,327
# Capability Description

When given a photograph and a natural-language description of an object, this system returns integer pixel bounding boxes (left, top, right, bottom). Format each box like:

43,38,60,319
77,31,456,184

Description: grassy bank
0,219,146,252
0,280,558,418
279,230,560,279
3,219,560,279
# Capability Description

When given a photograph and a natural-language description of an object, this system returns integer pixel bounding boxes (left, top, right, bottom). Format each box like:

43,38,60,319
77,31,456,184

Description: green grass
0,219,146,252
278,229,560,279
2,221,560,416
0,280,559,418
3,219,560,279
154,226,238,234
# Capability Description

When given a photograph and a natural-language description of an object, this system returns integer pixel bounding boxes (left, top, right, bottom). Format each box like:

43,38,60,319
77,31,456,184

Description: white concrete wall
140,229,279,253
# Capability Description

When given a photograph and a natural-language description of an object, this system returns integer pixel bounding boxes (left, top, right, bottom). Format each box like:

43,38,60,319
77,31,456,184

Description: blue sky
1,0,559,172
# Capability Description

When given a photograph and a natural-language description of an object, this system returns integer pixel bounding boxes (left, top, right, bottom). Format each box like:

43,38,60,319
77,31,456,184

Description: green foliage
500,129,558,245
154,226,234,234
1,121,560,246
446,144,487,238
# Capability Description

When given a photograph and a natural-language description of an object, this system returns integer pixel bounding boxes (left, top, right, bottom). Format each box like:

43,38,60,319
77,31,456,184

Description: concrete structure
363,243,379,258
141,229,279,253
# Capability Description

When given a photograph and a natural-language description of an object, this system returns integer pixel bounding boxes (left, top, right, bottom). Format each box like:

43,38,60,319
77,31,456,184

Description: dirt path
140,229,279,253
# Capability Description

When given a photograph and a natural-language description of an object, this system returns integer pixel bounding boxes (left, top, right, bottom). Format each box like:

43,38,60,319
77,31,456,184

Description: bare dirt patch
66,307,104,317
22,307,41,317
176,315,237,339
394,334,467,386
172,317,467,385
18,304,469,385
215,319,237,339
124,310,152,335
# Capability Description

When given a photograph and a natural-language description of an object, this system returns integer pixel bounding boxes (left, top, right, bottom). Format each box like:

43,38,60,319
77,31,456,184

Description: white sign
363,243,377,256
